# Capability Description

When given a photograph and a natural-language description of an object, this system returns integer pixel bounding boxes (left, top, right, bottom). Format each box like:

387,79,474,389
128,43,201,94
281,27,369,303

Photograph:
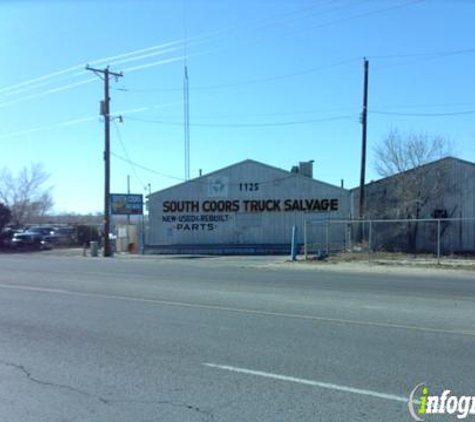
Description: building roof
150,158,347,197
350,156,475,192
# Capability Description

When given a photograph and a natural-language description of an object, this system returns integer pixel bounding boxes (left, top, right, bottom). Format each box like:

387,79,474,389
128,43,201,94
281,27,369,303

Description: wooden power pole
359,58,369,220
86,65,123,257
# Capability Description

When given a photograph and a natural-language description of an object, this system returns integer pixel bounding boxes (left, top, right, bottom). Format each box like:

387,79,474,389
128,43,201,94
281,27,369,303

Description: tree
0,203,12,248
0,203,11,231
0,163,54,226
374,130,450,177
369,130,453,252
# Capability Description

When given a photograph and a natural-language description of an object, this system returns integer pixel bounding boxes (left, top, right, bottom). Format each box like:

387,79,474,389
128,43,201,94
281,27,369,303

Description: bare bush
0,163,54,226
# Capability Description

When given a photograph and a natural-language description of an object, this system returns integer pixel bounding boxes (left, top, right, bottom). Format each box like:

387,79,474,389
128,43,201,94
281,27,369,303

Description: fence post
326,221,330,256
437,219,441,264
347,223,352,251
303,220,308,260
368,220,372,263
290,225,298,261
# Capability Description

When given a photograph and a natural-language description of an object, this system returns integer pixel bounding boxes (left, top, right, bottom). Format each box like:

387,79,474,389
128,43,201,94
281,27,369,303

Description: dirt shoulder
280,252,475,278
36,247,475,278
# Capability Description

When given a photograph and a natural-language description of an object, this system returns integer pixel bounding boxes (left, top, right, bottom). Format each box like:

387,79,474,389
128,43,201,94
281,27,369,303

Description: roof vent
298,161,314,178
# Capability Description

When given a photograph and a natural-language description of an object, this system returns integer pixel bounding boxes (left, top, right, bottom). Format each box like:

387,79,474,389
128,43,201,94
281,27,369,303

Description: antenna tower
184,65,190,181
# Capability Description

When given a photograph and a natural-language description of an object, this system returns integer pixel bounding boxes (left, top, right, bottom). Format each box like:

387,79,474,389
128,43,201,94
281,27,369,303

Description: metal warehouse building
352,156,475,253
147,160,350,254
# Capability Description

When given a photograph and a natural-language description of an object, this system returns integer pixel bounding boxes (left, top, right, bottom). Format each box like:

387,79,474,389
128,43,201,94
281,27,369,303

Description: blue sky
1,0,474,214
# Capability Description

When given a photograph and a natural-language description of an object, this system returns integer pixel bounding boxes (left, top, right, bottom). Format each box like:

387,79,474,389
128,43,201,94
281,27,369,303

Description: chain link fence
303,217,475,263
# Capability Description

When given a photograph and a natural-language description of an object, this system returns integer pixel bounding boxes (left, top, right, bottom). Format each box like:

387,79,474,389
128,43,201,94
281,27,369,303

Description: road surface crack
107,399,214,419
0,359,214,419
0,359,109,404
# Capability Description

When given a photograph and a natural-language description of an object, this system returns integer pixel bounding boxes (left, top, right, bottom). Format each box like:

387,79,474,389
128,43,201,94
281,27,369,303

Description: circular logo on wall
208,176,228,197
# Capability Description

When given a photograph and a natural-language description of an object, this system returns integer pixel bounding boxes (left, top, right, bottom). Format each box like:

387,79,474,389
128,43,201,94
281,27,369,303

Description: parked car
28,226,61,245
27,226,56,235
11,231,52,250
52,226,76,246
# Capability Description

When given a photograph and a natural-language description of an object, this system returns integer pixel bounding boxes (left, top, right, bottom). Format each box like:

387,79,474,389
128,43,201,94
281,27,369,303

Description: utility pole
86,65,123,257
359,58,369,220
127,174,131,245
127,174,131,226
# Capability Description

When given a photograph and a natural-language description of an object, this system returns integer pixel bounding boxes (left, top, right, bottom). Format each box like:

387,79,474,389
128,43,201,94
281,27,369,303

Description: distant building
147,159,349,254
351,157,475,253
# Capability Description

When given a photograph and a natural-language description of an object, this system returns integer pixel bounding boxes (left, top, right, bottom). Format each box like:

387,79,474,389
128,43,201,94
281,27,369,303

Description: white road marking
0,283,473,337
203,363,414,404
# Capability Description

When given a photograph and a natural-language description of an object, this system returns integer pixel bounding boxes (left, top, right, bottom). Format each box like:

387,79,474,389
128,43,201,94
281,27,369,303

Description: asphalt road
0,253,474,421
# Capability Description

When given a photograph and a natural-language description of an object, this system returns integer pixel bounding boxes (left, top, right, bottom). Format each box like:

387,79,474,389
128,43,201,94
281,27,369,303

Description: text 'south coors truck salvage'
162,198,339,213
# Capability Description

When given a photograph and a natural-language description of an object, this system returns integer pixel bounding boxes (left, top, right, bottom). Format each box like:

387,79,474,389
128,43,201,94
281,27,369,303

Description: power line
371,101,475,110
0,70,86,99
119,43,475,94
111,152,184,181
368,47,475,60
121,49,216,74
108,45,184,67
126,114,357,128
0,115,98,140
198,0,370,67
119,101,475,120
110,151,304,188
373,55,475,72
0,0,442,108
370,110,475,117
0,2,336,99
113,120,146,189
0,0,328,98
2,0,332,97
2,44,195,98
149,107,361,120
0,65,85,96
301,0,424,33
0,39,187,96
0,0,468,112
0,78,97,109
0,40,209,109
117,43,475,96
1,103,473,142
0,101,185,140
0,51,194,109
120,57,360,93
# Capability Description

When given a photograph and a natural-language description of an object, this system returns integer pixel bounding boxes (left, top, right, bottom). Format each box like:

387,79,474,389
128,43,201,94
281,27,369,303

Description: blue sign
110,194,143,215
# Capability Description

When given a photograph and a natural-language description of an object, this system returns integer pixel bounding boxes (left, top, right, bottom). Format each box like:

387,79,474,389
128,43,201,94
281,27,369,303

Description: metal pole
348,223,352,252
368,220,372,263
290,225,298,261
303,220,308,260
326,222,329,256
141,214,145,255
184,66,190,180
437,219,441,264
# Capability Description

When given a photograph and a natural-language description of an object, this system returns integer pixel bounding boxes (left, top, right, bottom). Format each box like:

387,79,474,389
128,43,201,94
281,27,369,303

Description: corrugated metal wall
438,158,475,252
148,160,350,246
353,157,475,253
